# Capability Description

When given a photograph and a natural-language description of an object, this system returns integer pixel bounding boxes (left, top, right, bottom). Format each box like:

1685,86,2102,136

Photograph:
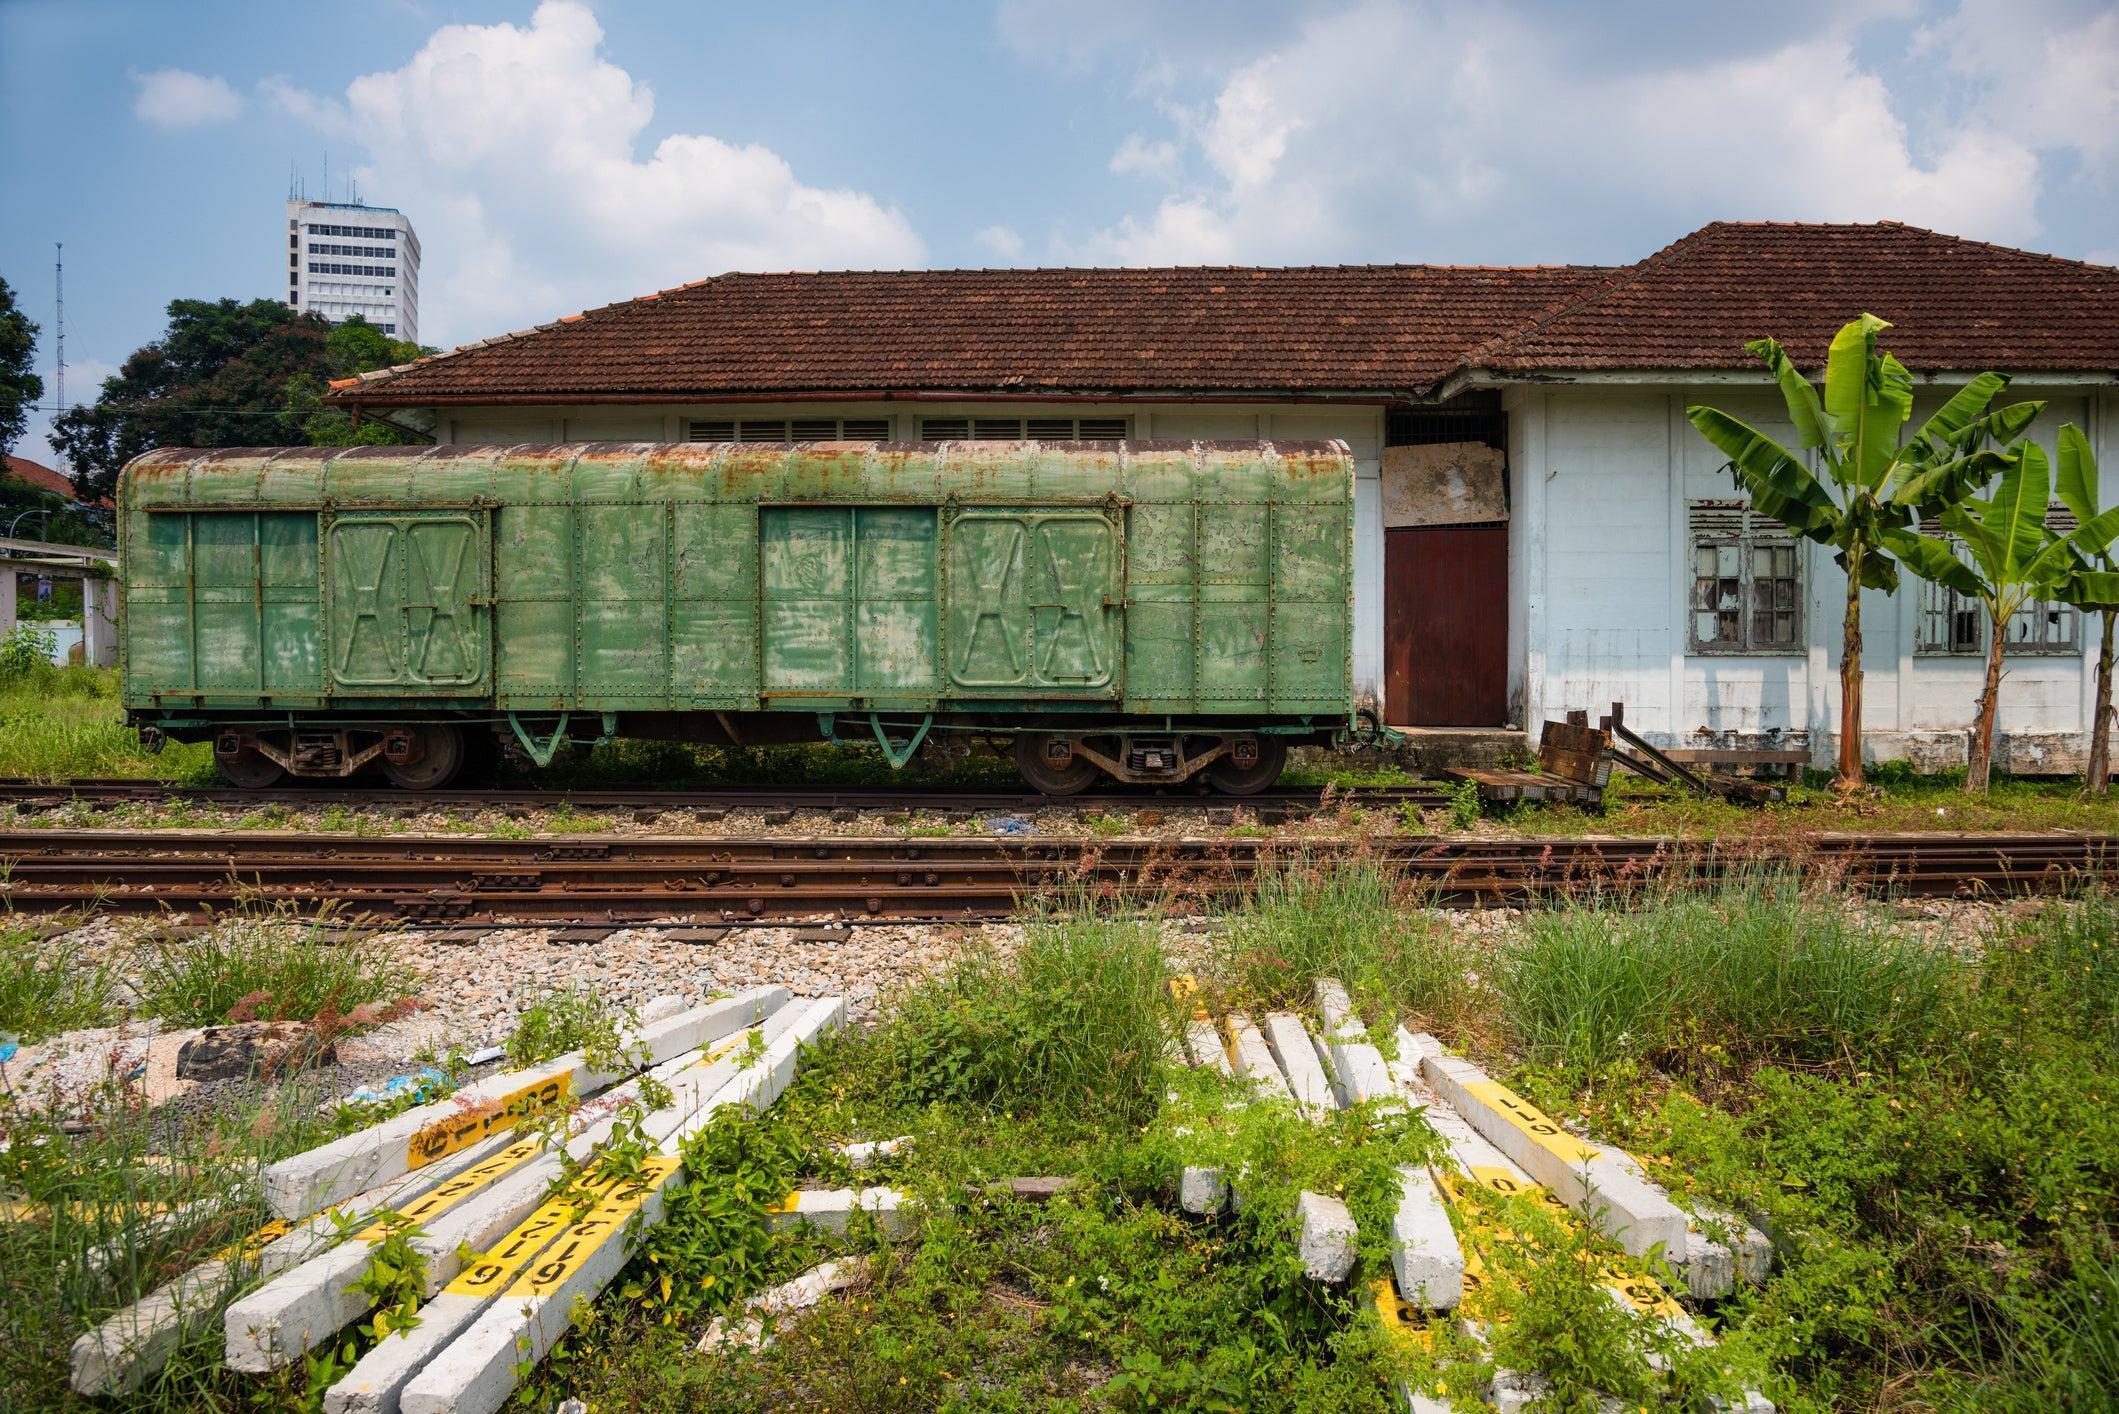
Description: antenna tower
54,242,64,432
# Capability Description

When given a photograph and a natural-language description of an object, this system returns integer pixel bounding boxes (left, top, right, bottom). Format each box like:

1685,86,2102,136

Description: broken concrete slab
1389,1165,1463,1310
1261,1013,1334,1118
1179,1166,1228,1215
1184,1020,1232,1073
1225,1014,1295,1105
766,1186,915,1241
695,1256,873,1354
1413,1035,1689,1265
1294,1190,1358,1282
839,1135,910,1171
1312,977,1395,1108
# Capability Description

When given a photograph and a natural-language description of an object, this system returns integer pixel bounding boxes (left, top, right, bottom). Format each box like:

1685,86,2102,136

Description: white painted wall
1529,380,2117,764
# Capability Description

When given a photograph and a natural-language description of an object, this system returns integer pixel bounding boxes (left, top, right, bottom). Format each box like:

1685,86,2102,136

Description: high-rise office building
285,199,419,342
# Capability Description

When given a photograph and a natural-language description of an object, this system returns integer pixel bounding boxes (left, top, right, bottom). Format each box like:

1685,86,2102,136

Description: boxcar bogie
117,441,1358,795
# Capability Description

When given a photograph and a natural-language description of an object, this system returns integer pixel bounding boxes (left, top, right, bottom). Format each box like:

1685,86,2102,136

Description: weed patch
0,919,118,1042
870,896,1178,1126
132,917,413,1027
1504,875,1958,1079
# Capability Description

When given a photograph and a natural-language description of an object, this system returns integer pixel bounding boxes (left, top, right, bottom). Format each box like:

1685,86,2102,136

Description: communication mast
53,242,65,461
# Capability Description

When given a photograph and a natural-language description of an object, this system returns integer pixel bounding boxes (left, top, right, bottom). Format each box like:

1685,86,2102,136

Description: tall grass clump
1215,857,1477,1037
0,919,118,1042
0,662,211,781
1505,874,1959,1077
133,918,414,1026
872,894,1178,1126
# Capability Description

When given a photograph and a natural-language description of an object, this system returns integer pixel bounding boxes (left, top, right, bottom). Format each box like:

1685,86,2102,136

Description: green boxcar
117,440,1358,793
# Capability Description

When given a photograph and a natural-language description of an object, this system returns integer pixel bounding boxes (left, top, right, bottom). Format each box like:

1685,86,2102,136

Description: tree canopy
0,275,44,461
49,298,432,502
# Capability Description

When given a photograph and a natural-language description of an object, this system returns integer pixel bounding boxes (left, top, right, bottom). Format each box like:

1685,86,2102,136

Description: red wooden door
1384,524,1508,726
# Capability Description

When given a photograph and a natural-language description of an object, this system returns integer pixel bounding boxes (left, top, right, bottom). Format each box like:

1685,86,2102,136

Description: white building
285,199,419,342
325,221,2119,773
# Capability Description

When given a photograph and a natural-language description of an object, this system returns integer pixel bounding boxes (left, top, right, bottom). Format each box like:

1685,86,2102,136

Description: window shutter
1075,418,1128,442
789,419,839,441
921,418,969,441
687,420,735,443
971,418,1025,440
737,420,790,444
840,418,890,441
1026,417,1076,440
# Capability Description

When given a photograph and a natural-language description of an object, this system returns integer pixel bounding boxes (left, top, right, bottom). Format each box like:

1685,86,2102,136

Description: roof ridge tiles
1455,222,1718,370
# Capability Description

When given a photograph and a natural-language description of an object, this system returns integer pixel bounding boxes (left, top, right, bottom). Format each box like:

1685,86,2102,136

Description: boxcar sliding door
322,510,491,696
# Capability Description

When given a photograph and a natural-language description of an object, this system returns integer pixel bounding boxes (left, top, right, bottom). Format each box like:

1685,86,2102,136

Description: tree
48,301,431,502
1890,441,2119,792
2053,426,2119,794
1687,314,2034,789
0,275,44,460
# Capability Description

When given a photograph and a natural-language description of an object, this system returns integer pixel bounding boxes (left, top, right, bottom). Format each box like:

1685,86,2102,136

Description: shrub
505,983,630,1070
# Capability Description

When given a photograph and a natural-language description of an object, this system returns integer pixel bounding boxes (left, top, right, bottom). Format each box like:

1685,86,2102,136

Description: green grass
0,664,211,781
1213,857,1485,1045
132,915,415,1026
1502,875,1959,1078
0,916,119,1043
869,894,1181,1127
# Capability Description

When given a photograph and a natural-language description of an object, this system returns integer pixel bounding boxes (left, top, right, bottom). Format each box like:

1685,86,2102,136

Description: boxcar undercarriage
147,711,1336,794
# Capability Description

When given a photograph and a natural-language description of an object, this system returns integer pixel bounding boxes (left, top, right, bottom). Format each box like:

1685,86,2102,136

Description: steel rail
0,777,1450,816
0,829,2109,922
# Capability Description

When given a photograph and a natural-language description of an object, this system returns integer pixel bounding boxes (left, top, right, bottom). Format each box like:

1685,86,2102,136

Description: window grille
1688,503,1802,654
919,416,1128,441
685,417,891,444
1915,509,2080,656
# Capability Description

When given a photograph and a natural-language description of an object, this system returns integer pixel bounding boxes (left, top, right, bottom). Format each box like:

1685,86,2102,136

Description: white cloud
1109,133,1180,181
974,224,1028,261
1050,0,2070,265
131,68,241,128
269,1,923,344
1916,0,2119,180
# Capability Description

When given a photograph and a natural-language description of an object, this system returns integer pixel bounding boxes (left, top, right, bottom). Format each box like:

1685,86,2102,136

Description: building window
918,416,1128,441
1915,518,2080,656
1688,503,1802,654
307,262,395,277
686,417,892,443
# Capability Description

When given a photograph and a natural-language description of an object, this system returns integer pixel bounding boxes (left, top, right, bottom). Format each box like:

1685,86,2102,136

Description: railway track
0,777,1450,818
1,828,2109,922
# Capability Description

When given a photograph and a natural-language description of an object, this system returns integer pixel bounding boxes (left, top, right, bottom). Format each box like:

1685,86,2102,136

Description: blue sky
4,0,2116,462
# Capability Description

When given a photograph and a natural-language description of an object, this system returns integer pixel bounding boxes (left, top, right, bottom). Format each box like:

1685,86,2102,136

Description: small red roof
4,454,77,499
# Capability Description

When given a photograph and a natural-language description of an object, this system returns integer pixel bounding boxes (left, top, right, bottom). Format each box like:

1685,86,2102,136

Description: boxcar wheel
217,748,286,790
1015,734,1100,796
383,724,466,791
1205,737,1287,795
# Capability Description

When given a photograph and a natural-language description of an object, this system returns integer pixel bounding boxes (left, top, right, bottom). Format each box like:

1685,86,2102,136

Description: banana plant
2053,426,2119,793
1688,314,2036,788
1889,440,2119,792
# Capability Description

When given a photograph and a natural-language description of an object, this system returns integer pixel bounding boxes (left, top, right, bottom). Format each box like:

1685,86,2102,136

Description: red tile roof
330,222,2119,408
1465,222,2119,378
3,455,76,499
331,265,1611,405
